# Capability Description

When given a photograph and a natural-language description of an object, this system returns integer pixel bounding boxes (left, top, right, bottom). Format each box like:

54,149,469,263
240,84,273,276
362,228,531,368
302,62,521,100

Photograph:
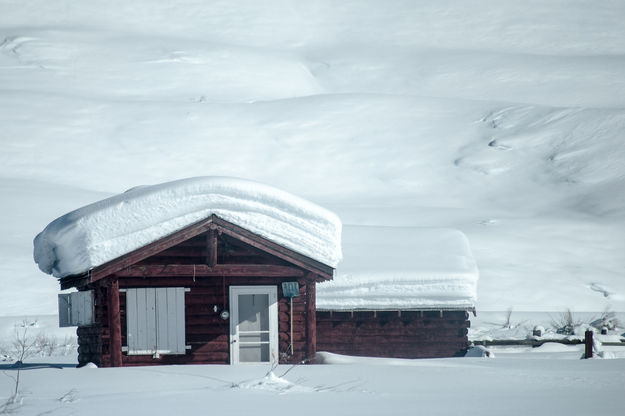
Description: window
125,287,186,356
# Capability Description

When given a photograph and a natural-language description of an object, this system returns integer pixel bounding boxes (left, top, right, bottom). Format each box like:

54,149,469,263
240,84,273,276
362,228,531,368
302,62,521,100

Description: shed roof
316,225,478,311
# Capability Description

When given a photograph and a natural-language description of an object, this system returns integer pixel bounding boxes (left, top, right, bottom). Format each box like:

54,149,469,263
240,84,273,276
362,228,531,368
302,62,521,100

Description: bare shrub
590,307,622,332
1,319,37,413
502,308,513,329
550,309,583,335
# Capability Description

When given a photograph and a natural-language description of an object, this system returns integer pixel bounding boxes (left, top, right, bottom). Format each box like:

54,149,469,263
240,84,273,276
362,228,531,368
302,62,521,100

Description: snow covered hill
1,0,624,315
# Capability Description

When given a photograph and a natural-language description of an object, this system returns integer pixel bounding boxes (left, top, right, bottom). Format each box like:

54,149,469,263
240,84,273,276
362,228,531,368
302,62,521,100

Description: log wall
316,310,470,359
82,275,314,367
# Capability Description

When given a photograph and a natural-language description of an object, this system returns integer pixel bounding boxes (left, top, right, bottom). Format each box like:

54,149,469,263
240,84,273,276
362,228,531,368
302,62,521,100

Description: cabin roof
316,225,478,311
33,177,342,279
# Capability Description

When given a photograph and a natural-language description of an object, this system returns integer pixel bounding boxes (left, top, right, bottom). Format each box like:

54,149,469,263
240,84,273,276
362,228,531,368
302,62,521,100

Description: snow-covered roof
33,177,343,278
316,226,478,310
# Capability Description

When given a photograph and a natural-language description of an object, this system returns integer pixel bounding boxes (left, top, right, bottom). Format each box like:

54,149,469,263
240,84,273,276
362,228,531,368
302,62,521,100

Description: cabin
35,177,477,367
58,215,330,367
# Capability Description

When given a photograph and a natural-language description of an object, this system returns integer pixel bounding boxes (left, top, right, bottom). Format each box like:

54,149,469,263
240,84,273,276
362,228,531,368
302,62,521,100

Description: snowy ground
1,347,624,416
0,314,623,414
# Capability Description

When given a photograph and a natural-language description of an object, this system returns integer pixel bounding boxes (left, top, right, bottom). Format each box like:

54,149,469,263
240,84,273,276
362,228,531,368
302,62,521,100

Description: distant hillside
1,0,624,314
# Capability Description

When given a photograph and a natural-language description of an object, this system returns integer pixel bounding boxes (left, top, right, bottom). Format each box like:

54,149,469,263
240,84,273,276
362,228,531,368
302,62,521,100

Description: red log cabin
56,214,331,366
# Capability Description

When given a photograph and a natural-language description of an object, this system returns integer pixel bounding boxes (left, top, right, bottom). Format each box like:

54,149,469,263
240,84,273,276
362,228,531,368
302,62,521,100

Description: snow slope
1,0,625,314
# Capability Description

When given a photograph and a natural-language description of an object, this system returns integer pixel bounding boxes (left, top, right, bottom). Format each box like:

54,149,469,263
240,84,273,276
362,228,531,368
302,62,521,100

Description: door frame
229,285,279,365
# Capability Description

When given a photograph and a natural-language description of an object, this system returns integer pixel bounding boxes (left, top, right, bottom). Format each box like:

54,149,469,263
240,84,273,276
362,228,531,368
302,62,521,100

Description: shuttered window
58,291,94,327
125,288,186,355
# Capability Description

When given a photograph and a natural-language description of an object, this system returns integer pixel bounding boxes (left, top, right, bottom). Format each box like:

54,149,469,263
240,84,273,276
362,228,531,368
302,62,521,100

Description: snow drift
317,226,478,310
33,177,342,278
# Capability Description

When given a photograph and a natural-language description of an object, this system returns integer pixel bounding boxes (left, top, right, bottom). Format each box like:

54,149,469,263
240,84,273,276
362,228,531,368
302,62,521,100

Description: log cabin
35,177,477,367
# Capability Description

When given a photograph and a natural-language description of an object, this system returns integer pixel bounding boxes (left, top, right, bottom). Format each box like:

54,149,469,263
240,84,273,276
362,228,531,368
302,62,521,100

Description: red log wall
79,275,314,367
316,310,470,359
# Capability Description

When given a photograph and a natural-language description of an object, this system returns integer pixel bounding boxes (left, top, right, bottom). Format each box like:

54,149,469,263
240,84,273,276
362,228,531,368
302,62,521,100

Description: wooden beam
59,274,89,290
210,216,333,280
114,264,306,278
108,278,122,367
305,282,316,361
207,229,217,267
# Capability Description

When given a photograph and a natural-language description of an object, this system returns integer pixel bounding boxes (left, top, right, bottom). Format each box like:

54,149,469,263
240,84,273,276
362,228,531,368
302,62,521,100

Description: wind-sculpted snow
33,177,342,278
317,226,478,309
2,0,625,313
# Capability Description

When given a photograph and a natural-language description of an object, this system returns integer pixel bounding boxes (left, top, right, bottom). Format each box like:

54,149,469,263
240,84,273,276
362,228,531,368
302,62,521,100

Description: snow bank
317,226,478,310
33,177,342,278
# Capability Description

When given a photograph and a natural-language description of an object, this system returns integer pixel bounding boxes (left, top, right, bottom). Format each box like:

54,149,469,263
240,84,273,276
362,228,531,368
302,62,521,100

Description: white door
229,286,278,364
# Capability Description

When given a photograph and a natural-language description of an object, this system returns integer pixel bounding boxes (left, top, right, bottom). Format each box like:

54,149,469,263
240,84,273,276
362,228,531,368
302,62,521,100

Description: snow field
1,1,625,315
1,350,624,416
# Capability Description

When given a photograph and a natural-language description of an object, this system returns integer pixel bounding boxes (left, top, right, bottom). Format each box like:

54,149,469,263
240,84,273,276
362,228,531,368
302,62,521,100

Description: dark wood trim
211,216,333,280
305,281,316,360
207,228,217,267
91,218,214,283
107,278,122,367
60,274,89,290
114,264,307,278
64,215,333,289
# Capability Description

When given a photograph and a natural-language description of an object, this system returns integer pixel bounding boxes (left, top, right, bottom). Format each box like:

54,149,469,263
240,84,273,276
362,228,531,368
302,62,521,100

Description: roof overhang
60,214,334,289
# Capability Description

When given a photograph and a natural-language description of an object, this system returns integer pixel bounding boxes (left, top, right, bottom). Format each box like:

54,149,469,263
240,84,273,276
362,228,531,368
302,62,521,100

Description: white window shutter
126,288,186,355
58,291,94,327
73,291,94,326
58,294,71,327
126,288,141,353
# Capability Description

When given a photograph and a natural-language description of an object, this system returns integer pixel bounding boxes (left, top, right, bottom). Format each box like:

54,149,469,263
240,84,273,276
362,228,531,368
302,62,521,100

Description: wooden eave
59,214,334,289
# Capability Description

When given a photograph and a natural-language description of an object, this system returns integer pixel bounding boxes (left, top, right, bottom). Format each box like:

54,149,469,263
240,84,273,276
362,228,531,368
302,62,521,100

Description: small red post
584,330,593,359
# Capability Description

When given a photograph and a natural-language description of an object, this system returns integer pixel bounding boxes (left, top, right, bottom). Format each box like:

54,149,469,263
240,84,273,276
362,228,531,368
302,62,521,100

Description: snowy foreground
1,315,624,415
1,349,624,416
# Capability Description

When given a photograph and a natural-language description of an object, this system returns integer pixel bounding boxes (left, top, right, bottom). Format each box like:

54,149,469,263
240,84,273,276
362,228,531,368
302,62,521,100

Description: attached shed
316,225,478,358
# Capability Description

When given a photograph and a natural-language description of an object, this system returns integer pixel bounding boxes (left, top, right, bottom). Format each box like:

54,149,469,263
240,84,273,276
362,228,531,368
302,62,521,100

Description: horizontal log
279,341,307,351
316,310,469,321
278,313,306,323
315,319,470,330
187,334,229,343
317,333,466,344
185,315,228,325
279,332,306,343
190,343,229,353
279,323,306,334
121,352,229,365
186,325,229,336
115,264,306,278
185,296,229,306
316,326,467,337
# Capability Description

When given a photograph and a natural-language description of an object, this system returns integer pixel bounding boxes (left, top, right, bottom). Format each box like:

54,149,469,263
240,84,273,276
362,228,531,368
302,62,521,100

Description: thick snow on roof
33,177,342,278
317,226,478,310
